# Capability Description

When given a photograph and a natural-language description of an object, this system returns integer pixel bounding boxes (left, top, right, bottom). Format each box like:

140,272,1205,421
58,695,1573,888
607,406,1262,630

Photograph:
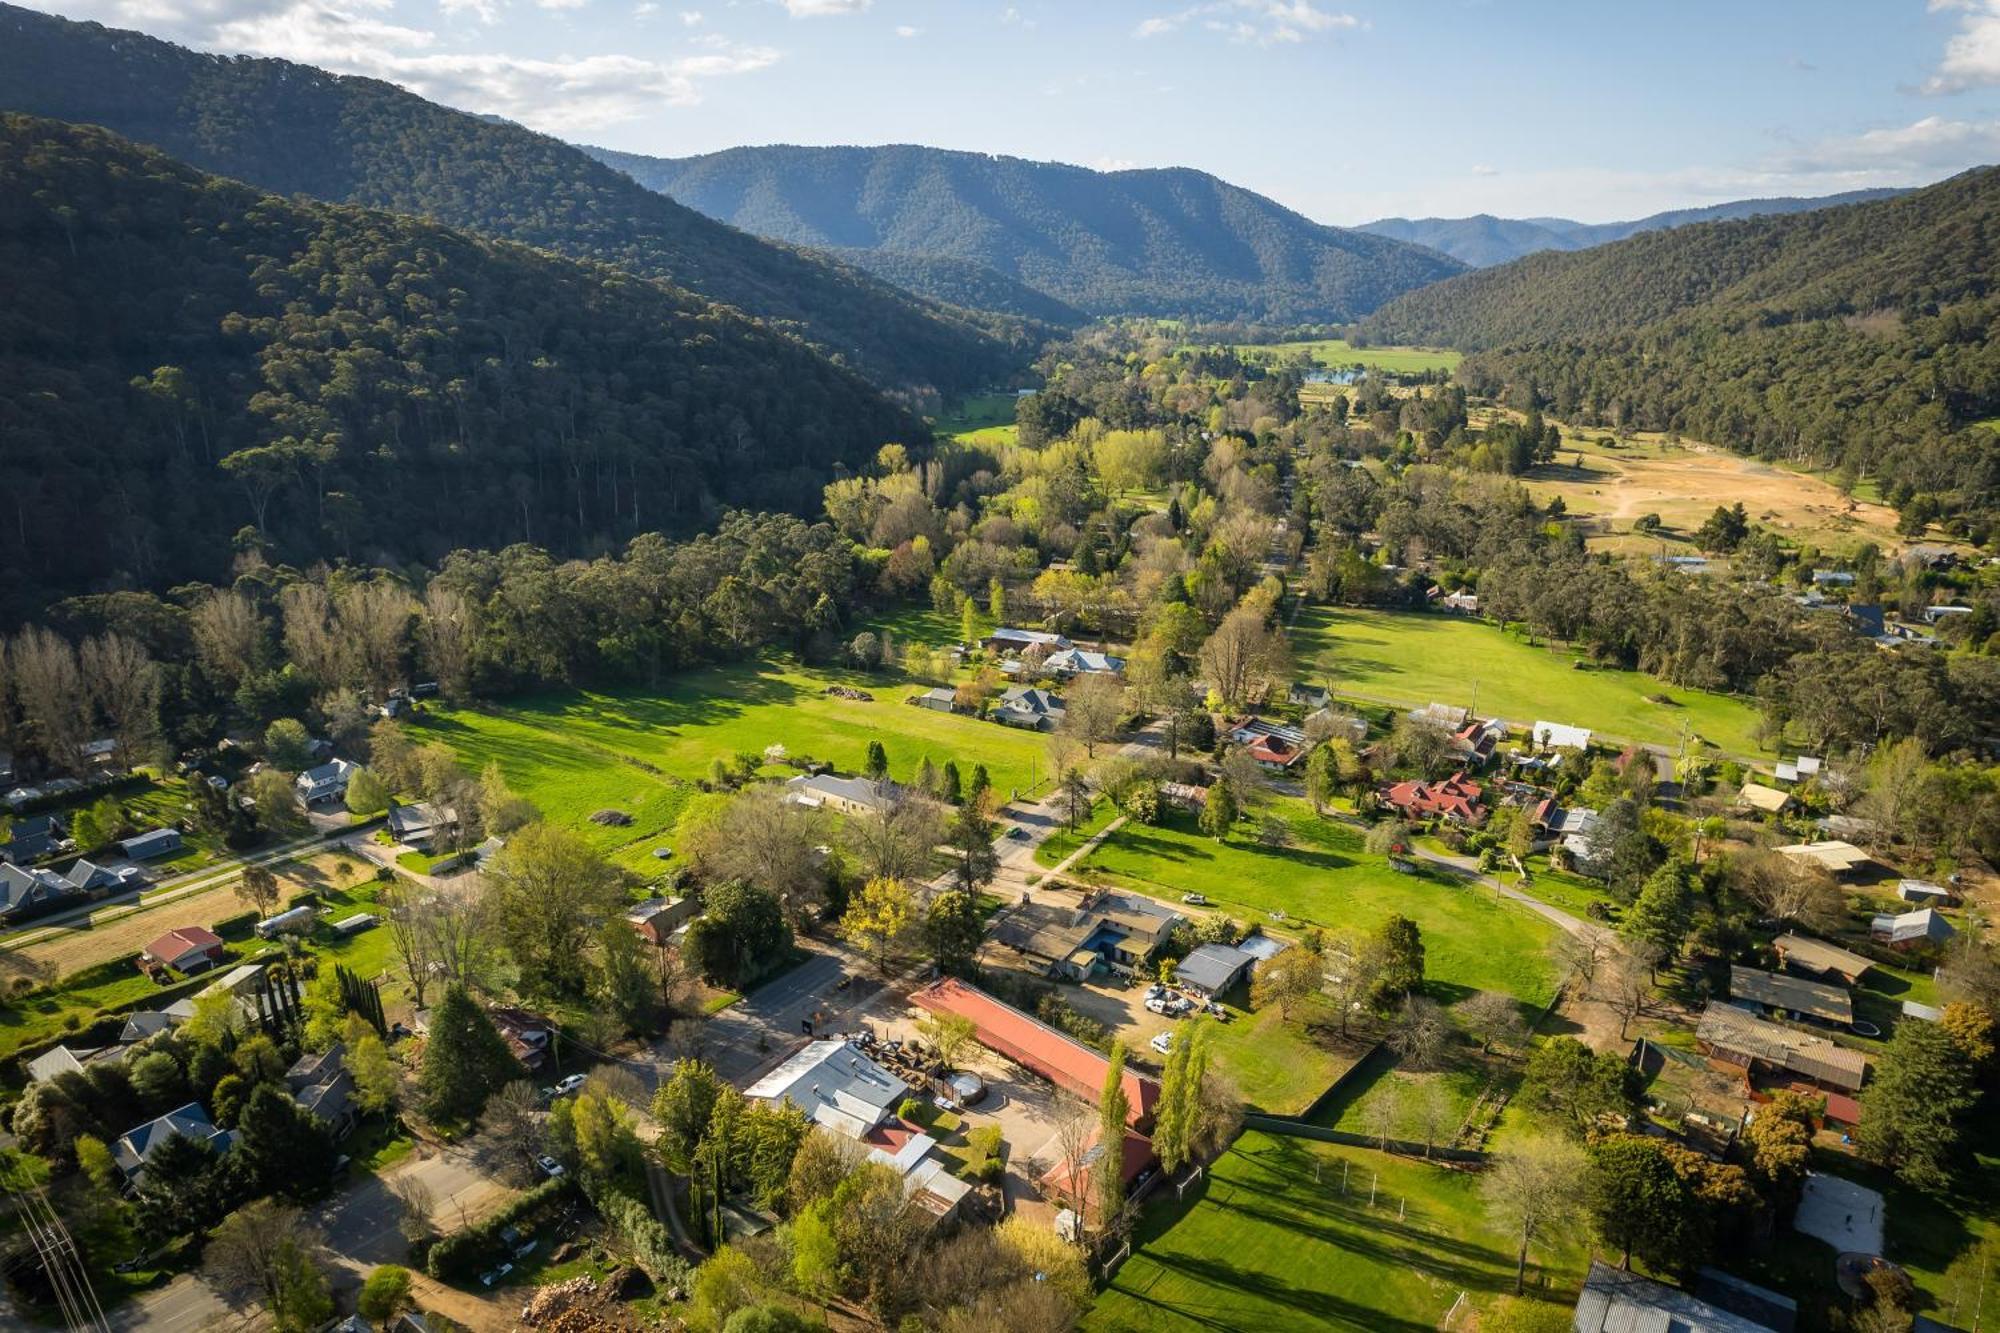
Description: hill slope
0,114,925,610
586,142,1465,323
1363,170,2000,532
1359,189,1905,267
0,3,1033,399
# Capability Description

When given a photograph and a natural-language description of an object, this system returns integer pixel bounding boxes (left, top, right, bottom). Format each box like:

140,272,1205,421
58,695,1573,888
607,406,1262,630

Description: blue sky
27,0,2000,223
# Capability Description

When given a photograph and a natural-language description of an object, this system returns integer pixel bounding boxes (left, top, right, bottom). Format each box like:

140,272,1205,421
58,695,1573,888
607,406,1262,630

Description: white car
547,1073,587,1099
1181,893,1208,905
1149,1032,1174,1056
1144,996,1172,1016
479,1263,513,1287
535,1154,566,1179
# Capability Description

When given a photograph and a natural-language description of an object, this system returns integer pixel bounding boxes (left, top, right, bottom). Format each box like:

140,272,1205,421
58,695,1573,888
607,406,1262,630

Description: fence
1241,1112,1490,1164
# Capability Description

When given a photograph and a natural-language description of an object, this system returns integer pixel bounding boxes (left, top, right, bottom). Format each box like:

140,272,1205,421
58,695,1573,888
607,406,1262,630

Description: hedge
427,1176,575,1283
581,1173,689,1288
212,911,259,940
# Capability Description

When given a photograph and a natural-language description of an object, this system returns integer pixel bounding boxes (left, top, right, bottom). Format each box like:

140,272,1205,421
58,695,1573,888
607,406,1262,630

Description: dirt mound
587,810,634,826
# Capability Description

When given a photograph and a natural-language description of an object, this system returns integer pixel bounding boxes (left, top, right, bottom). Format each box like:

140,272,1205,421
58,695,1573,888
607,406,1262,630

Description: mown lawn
1075,803,1561,1005
1033,797,1122,870
1294,607,1767,755
1200,994,1369,1118
1088,1130,1583,1332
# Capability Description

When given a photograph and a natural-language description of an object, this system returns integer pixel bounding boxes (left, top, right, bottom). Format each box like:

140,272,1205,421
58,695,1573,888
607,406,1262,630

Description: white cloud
633,1,658,13
1775,114,2000,171
678,7,701,21
1091,154,1137,171
535,0,586,10
1134,14,1177,37
438,0,500,22
894,23,917,36
780,0,867,14
1924,0,2000,93
1470,163,1498,176
1135,0,1356,46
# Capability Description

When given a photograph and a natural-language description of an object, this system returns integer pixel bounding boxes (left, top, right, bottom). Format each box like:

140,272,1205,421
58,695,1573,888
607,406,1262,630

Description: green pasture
1294,607,1767,755
933,392,1019,445
1231,338,1461,375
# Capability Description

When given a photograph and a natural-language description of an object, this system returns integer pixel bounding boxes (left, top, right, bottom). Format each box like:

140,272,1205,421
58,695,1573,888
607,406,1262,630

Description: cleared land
933,392,1019,446
1089,1130,1581,1332
1071,802,1561,1006
1231,338,1460,375
1294,606,1767,755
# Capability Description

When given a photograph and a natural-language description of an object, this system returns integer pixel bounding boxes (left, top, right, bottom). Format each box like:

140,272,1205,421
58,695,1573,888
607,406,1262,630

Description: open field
1294,606,1768,755
1072,802,1562,1006
416,655,1054,871
933,392,1018,446
1203,993,1369,1117
1513,426,1906,556
1230,338,1461,375
1088,1130,1583,1332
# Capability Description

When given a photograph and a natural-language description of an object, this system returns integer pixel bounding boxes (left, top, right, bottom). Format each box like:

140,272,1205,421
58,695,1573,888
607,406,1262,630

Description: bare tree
1364,1083,1403,1151
1733,849,1845,934
1218,746,1274,812
1605,948,1659,1041
1197,603,1289,711
477,1079,548,1181
418,584,476,700
1481,1136,1589,1293
1388,713,1457,779
387,1175,437,1247
382,882,439,1009
684,784,831,924
78,633,161,769
1047,1093,1096,1215
1460,990,1528,1056
1059,673,1127,758
1388,996,1452,1071
203,1197,329,1313
417,881,499,994
11,627,87,773
190,589,267,690
337,581,416,697
1556,930,1614,995
1412,1081,1455,1159
280,583,354,693
845,795,947,884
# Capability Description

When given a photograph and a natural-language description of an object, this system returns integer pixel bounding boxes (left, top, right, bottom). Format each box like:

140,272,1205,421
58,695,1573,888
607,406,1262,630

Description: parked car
479,1263,513,1288
544,1073,587,1100
1144,996,1172,1015
1181,893,1208,905
1149,1032,1174,1056
536,1154,566,1179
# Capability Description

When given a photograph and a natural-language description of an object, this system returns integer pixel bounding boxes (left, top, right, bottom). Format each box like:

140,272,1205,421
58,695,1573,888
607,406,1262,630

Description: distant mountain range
585,143,1466,325
1357,190,1908,267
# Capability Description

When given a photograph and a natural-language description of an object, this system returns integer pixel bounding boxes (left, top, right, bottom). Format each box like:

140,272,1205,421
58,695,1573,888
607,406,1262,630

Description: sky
22,0,2000,224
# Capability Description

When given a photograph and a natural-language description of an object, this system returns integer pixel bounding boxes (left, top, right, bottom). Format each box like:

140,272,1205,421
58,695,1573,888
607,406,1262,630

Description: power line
0,1160,109,1333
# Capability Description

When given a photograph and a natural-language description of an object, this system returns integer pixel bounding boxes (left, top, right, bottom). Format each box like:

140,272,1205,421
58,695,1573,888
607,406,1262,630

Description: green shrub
426,1177,573,1283
212,911,259,940
966,1125,1003,1161
897,1097,924,1123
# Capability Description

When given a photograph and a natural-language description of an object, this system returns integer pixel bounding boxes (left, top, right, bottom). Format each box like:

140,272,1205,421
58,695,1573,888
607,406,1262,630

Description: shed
1174,943,1256,997
1776,840,1872,877
1896,879,1955,906
1737,783,1795,815
329,913,378,936
1871,907,1955,949
255,905,316,938
1771,933,1872,985
118,828,184,860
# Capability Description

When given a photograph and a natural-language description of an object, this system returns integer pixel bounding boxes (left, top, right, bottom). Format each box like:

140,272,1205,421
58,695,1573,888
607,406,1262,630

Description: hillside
0,114,926,612
1363,170,2000,533
1359,188,1905,267
0,3,1036,400
586,142,1464,323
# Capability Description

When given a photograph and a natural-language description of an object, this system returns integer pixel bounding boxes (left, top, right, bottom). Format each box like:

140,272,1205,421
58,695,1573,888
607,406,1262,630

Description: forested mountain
822,248,1087,326
1359,188,1904,267
586,142,1465,323
0,3,1036,400
0,114,927,614
1361,170,2000,537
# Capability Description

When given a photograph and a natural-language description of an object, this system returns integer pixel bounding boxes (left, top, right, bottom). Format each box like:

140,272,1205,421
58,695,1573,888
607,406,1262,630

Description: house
294,758,355,805
1436,588,1480,613
908,686,959,714
912,978,1161,1130
746,1038,910,1140
1306,707,1369,745
1407,702,1470,730
1695,1003,1868,1093
1897,879,1956,906
0,814,66,864
982,627,1071,654
62,859,146,895
1776,840,1872,878
1573,1260,1784,1333
112,1103,234,1186
1736,782,1795,815
1288,683,1331,711
202,962,269,998
117,828,184,860
1531,721,1593,753
286,1043,358,1138
1225,717,1311,771
1159,781,1208,811
1871,907,1956,950
255,905,317,939
991,888,1182,980
1923,604,1974,624
142,926,226,974
1037,1126,1156,1223
1174,942,1256,998
1042,647,1125,678
1728,966,1853,1027
1843,603,1887,639
0,862,88,922
387,801,457,851
783,772,904,817
625,895,697,945
27,1044,107,1084
1771,934,1872,985
488,1005,555,1072
994,685,1066,731
1450,717,1506,767
1380,771,1486,824
120,1002,196,1044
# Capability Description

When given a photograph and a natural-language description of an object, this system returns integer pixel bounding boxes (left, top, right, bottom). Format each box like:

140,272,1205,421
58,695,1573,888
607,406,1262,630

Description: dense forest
588,142,1465,324
0,116,926,615
1358,170,2000,537
0,3,1040,402
1358,188,1903,267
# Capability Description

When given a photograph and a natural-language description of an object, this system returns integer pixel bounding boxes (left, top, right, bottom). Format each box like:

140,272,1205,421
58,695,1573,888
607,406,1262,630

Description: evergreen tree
1859,1019,1980,1192
864,741,889,782
1374,915,1425,1000
418,983,519,1125
1094,1043,1131,1238
1622,861,1694,971
1586,1135,1704,1274
1199,778,1237,840
939,760,963,805
1304,744,1338,815
231,1084,337,1202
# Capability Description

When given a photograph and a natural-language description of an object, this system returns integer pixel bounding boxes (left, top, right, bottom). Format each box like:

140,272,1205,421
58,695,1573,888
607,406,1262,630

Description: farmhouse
912,978,1160,1130
1776,840,1872,878
625,895,696,945
0,814,65,864
993,685,1065,731
982,627,1071,654
1531,720,1593,752
1728,966,1853,1027
295,758,355,805
1696,1003,1867,1093
1174,942,1256,998
1380,771,1486,824
112,1103,234,1186
991,888,1182,980
117,828,183,860
1870,907,1955,950
1287,683,1330,711
783,772,905,816
1771,933,1872,985
1736,783,1795,816
1042,647,1124,678
142,926,226,974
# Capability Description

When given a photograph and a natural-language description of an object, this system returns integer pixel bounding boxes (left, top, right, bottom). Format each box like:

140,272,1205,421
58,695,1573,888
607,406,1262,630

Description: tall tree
1858,1018,1981,1192
485,822,622,996
841,877,916,974
1482,1137,1588,1294
1094,1043,1132,1240
418,983,519,1124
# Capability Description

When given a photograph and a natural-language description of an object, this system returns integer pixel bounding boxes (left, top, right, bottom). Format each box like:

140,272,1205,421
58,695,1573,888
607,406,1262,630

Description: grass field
1072,802,1561,1006
1230,338,1461,375
416,654,1054,872
1294,606,1767,755
1202,993,1369,1117
933,392,1019,446
1089,1130,1582,1332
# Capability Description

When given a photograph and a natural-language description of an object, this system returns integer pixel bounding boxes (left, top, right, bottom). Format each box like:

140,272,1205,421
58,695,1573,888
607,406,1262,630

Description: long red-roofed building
1380,771,1486,824
911,977,1160,1130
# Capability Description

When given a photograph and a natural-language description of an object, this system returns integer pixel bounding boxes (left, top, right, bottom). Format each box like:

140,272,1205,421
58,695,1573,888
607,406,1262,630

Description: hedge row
212,911,259,940
583,1173,690,1288
426,1177,574,1283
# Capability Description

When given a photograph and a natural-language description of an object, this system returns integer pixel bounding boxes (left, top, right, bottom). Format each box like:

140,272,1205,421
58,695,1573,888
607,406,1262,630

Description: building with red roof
141,926,226,974
1038,1126,1156,1219
1380,771,1486,824
911,977,1160,1130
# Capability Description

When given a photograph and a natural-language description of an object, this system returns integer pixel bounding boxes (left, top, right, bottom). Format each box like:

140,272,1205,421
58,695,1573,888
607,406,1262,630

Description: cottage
387,801,457,851
783,772,905,816
117,828,184,860
286,1043,359,1137
625,895,697,945
112,1103,234,1186
27,1044,106,1085
1728,966,1853,1027
0,814,66,864
1407,702,1470,730
1042,647,1125,678
991,888,1182,980
993,685,1066,731
1776,840,1872,878
1174,942,1256,998
1436,588,1480,613
295,758,355,805
1771,933,1872,985
142,926,226,974
1696,1003,1867,1093
1573,1261,1784,1333
1737,783,1795,816
908,686,959,714
1380,771,1486,824
1871,907,1955,950
1531,720,1593,752
1159,781,1208,811
1287,683,1331,711
981,627,1071,654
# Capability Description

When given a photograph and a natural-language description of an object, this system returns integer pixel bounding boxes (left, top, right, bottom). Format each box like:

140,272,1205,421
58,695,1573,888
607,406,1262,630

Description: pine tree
1199,778,1237,840
939,760,963,805
418,983,518,1125
864,741,889,782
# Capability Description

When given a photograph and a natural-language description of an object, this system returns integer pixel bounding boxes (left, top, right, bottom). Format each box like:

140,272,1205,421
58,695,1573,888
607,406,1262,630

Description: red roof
143,926,224,963
1038,1126,1156,1212
912,978,1160,1129
1246,734,1303,767
1381,771,1486,822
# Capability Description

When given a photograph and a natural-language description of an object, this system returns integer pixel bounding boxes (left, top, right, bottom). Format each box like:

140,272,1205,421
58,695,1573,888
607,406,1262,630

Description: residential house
1736,783,1795,815
1042,647,1125,678
1695,1003,1868,1093
27,1044,108,1085
1436,588,1480,613
112,1103,234,1187
488,1005,555,1073
1843,604,1887,639
1728,967,1853,1027
1306,707,1369,745
1776,840,1872,878
286,1043,358,1138
0,857,129,923
1897,879,1956,906
1225,717,1311,771
1407,702,1470,730
1773,755,1823,785
142,926,226,974
1450,717,1506,768
994,685,1066,731
1871,907,1956,950
1038,1126,1156,1226
120,1002,195,1045
387,801,457,851
783,772,905,817
63,859,146,894
1159,781,1208,812
117,828,184,860
982,627,1071,654
1572,1260,1785,1333
1771,934,1872,986
295,758,355,805
991,888,1182,980
1380,771,1486,824
912,978,1161,1130
1531,720,1593,752
0,814,66,864
1287,683,1331,711
1174,942,1256,998
625,895,697,945
908,686,959,714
